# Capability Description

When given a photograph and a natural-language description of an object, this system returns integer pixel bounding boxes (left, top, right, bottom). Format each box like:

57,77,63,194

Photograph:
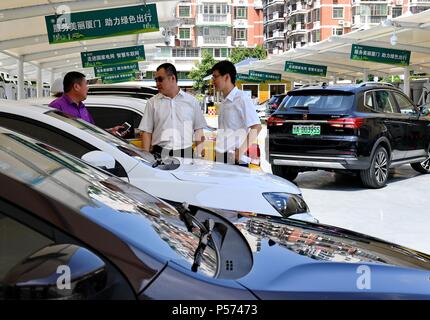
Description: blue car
0,126,430,300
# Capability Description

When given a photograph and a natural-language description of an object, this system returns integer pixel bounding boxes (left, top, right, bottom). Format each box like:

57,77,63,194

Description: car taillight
267,116,285,126
328,117,364,129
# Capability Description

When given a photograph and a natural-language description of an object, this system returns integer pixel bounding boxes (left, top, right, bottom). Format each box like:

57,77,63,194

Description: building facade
145,0,264,81
263,0,430,54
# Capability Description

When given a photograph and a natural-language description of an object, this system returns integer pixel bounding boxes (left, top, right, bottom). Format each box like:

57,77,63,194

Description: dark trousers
215,151,249,167
152,145,194,159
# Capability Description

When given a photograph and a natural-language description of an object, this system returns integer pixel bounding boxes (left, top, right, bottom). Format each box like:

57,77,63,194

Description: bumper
270,154,370,170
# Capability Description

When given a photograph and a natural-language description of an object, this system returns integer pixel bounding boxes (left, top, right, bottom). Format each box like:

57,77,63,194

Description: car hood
233,216,430,298
170,158,300,194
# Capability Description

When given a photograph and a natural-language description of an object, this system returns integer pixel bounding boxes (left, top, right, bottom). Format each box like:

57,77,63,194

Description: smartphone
119,122,131,133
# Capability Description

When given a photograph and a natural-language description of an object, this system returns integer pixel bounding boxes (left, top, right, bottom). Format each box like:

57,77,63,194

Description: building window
332,7,344,19
179,28,191,39
235,29,247,41
269,84,286,97
332,28,343,36
235,7,247,19
242,84,259,100
311,29,321,42
202,48,214,57
392,6,402,18
202,3,230,15
178,5,191,17
312,8,320,22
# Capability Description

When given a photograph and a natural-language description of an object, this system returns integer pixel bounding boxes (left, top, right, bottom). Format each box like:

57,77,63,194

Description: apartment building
263,0,430,53
145,0,264,81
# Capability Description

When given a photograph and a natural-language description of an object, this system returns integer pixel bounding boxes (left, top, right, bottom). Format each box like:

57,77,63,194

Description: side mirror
2,244,107,300
81,150,115,170
419,105,430,116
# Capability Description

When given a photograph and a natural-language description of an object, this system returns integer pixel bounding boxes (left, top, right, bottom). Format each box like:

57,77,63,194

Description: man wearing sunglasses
139,63,207,159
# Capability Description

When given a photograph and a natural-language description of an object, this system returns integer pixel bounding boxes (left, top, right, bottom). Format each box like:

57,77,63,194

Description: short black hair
157,63,178,83
212,60,236,85
63,71,86,93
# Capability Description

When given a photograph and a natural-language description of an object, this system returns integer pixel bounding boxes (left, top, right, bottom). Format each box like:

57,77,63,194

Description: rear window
277,91,354,114
268,95,279,104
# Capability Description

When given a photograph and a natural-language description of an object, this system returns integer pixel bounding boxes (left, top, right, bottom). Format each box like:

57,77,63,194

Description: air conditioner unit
396,0,403,5
343,21,351,27
338,20,345,25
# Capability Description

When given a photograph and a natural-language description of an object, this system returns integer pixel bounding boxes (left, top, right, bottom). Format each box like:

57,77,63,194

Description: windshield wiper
192,218,215,272
177,203,215,273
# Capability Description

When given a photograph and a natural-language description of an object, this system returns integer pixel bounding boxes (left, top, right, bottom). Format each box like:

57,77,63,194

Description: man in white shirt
211,60,262,165
140,63,207,158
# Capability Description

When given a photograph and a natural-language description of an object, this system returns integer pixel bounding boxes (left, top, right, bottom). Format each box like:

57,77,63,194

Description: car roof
289,83,403,94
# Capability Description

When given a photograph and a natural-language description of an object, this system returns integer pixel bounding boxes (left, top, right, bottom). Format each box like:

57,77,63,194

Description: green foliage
229,45,268,64
188,50,217,93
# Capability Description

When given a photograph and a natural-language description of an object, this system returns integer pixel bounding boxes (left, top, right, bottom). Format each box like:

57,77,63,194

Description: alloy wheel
421,148,430,171
374,150,388,184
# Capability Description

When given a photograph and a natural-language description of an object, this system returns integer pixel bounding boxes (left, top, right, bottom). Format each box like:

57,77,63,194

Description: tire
411,145,430,174
271,164,299,181
360,146,389,189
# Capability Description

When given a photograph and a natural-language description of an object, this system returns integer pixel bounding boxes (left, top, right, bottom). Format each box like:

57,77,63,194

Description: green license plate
292,125,321,135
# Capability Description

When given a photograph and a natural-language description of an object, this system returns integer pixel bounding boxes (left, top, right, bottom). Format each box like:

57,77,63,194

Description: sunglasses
154,76,168,83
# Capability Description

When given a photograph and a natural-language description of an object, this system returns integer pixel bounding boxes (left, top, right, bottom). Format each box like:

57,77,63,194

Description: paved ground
258,124,430,255
207,116,430,254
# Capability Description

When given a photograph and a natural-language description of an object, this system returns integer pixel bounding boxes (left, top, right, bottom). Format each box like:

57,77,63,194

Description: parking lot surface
257,124,430,254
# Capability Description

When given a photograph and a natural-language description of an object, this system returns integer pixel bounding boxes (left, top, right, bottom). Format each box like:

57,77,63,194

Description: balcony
264,0,286,9
203,36,228,44
264,11,286,24
265,29,285,41
204,14,227,22
196,13,232,26
288,22,306,34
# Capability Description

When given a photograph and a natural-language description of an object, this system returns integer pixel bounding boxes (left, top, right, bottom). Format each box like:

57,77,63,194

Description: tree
229,45,268,65
188,50,217,93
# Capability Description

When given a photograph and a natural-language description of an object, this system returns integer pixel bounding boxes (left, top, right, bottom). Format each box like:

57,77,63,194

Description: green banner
81,46,145,68
45,4,159,44
237,73,260,83
95,62,139,77
101,72,138,84
249,70,282,81
285,61,327,77
350,44,410,66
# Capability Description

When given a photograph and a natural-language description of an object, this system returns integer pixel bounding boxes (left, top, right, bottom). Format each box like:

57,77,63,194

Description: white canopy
0,0,180,97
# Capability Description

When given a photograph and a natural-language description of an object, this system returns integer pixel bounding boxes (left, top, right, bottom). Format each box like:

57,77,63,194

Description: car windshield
46,110,157,166
0,129,218,278
277,92,354,114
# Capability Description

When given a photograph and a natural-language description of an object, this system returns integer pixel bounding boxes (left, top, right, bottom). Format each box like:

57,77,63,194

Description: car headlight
262,192,309,218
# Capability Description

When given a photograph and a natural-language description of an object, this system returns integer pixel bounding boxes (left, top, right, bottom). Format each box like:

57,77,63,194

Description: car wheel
360,146,389,188
411,145,430,174
271,164,299,181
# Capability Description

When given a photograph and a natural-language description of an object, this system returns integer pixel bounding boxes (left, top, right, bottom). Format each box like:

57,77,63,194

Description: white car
1,99,316,222
28,95,147,140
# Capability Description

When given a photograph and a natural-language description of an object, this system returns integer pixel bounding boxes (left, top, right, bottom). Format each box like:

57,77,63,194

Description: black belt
152,145,194,158
215,151,249,167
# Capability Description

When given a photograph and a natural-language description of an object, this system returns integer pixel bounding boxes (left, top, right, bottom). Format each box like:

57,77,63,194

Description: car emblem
303,113,308,120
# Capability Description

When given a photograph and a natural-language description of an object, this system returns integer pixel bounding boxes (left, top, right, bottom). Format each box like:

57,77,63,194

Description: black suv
267,94,287,115
267,83,430,188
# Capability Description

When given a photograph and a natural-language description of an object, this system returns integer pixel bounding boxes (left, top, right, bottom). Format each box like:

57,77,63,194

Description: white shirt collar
159,89,185,100
224,87,239,102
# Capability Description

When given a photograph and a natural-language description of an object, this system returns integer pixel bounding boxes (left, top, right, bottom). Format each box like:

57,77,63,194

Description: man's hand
195,147,205,159
106,125,127,137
